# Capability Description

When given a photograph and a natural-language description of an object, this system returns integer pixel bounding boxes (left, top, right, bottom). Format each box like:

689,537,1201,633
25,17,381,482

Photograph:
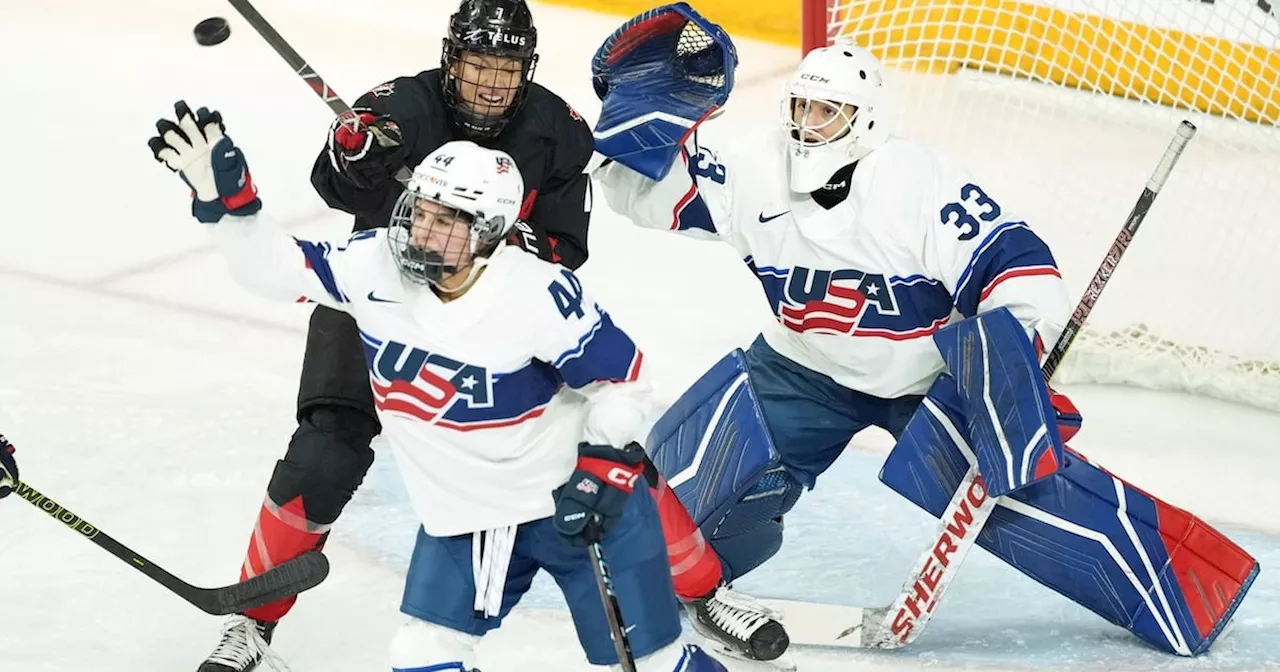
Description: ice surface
1,0,1277,670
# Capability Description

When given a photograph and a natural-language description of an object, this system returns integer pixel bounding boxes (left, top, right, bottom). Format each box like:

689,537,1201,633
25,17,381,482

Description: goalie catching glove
590,2,737,180
147,101,262,223
553,442,647,545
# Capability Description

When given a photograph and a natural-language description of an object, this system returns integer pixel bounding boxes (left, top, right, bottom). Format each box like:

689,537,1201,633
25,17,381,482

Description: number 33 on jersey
597,134,1072,399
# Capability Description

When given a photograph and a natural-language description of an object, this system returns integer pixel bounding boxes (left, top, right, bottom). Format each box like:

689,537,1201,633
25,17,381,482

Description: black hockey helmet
441,0,539,138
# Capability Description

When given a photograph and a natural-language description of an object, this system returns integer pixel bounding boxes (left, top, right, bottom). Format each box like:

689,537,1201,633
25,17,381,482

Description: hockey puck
193,17,231,46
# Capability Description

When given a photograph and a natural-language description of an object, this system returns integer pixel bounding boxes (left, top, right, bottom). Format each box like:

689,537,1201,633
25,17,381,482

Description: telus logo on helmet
463,28,528,47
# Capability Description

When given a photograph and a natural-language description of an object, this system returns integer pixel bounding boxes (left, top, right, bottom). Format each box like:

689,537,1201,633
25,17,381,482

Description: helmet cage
441,0,539,138
388,191,506,286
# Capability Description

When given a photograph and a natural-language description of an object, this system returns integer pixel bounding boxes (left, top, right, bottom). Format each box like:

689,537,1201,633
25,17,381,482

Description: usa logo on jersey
365,338,492,422
748,260,953,340
752,262,899,335
360,330,563,431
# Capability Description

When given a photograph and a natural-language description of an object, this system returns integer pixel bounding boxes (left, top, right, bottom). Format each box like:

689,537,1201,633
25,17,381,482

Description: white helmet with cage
781,40,891,192
388,140,524,288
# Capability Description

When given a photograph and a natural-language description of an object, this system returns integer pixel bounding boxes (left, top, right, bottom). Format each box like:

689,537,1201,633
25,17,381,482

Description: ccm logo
607,467,639,489
890,476,989,641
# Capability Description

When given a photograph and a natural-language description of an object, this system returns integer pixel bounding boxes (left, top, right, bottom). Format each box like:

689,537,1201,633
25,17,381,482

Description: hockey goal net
803,0,1280,411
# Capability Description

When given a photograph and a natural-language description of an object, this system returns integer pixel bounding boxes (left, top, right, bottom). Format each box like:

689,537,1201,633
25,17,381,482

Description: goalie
592,10,1257,664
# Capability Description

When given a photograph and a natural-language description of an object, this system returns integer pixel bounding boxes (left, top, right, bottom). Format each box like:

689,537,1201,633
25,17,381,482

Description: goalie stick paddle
10,478,330,616
223,0,412,183
761,120,1199,650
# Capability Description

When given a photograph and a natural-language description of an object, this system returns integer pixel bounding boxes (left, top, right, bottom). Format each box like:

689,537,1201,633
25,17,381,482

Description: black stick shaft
225,0,352,116
12,479,197,595
11,479,329,615
1041,120,1197,380
224,0,412,181
588,541,638,672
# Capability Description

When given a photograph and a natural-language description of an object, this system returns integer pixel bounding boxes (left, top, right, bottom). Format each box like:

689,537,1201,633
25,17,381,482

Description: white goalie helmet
781,41,892,192
389,140,524,288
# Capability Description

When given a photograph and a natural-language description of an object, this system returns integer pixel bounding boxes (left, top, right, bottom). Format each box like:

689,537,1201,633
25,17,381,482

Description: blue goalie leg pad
932,307,1062,498
648,349,801,582
880,376,1260,656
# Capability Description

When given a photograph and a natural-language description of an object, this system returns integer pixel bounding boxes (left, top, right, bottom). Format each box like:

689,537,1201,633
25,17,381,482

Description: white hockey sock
390,617,480,672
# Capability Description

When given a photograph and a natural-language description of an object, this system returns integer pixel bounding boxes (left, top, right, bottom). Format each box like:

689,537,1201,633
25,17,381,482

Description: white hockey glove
148,101,262,223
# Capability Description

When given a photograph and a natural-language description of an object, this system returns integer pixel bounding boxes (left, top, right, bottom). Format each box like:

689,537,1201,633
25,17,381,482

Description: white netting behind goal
815,0,1280,411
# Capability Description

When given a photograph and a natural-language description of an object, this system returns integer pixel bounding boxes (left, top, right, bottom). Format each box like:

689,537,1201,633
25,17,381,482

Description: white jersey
598,134,1072,398
210,213,652,537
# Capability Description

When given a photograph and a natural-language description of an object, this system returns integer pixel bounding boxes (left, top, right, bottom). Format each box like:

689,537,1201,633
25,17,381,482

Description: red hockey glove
1035,333,1083,443
326,110,410,190
1050,388,1082,443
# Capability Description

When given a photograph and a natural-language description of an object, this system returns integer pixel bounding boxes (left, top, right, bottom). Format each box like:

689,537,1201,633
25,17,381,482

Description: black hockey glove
507,220,558,263
0,434,18,499
326,110,410,190
552,442,646,545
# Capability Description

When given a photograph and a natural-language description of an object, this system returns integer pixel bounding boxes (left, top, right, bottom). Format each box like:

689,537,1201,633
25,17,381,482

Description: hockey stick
764,120,1199,649
8,478,329,616
223,0,412,183
587,538,638,672
1040,121,1199,378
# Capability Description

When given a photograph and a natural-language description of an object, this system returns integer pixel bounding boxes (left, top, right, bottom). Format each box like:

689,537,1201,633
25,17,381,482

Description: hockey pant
395,485,687,667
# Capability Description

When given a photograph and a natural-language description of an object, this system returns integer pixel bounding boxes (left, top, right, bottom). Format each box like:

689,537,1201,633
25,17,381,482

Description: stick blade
191,551,330,616
755,598,877,648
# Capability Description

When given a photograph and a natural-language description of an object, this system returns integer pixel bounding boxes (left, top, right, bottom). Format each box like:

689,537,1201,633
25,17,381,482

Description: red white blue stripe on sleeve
553,310,644,388
952,221,1061,317
669,147,716,234
293,238,349,304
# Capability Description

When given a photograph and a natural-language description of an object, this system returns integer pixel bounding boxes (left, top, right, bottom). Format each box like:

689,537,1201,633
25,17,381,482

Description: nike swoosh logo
758,211,789,223
367,290,399,303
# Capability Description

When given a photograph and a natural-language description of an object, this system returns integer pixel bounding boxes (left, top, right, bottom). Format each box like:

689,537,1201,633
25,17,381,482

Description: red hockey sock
652,476,722,600
240,495,329,623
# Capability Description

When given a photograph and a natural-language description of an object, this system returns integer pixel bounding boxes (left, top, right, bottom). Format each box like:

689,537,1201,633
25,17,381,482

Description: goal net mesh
815,0,1280,411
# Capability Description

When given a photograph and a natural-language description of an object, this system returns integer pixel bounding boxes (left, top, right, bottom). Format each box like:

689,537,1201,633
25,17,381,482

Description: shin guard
240,495,330,622
649,468,723,600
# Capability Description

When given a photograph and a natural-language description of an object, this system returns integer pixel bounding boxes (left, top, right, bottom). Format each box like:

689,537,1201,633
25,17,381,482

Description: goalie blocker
649,308,1257,655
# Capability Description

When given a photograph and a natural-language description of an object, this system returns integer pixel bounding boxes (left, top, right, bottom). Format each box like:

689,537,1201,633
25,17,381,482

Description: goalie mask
442,0,539,138
782,42,891,193
388,141,524,290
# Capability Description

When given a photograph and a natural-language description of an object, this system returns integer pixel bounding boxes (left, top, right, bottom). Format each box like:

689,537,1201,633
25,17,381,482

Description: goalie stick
223,0,412,183
9,478,329,616
760,119,1199,650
